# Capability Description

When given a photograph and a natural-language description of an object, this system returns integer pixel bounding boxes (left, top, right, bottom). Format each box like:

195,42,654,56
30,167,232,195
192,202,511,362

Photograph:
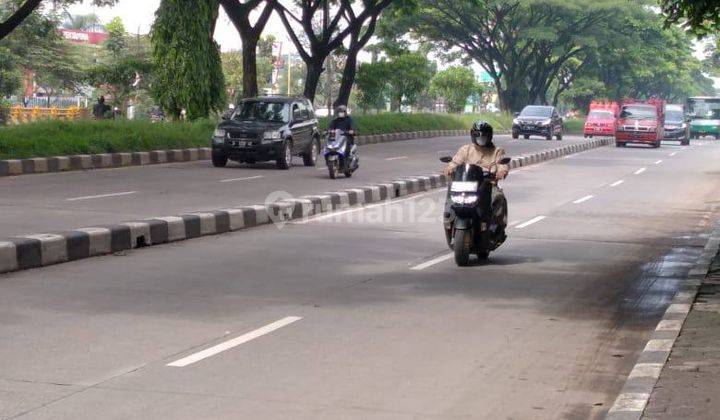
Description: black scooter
440,156,511,266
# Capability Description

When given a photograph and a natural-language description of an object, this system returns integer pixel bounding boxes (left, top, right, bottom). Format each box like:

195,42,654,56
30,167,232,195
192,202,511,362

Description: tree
86,58,153,107
62,12,101,30
151,0,225,120
275,0,392,102
333,0,393,108
104,16,127,58
398,0,621,112
356,61,390,112
430,66,475,113
220,0,275,98
385,52,434,112
660,0,720,37
0,46,21,98
0,0,116,41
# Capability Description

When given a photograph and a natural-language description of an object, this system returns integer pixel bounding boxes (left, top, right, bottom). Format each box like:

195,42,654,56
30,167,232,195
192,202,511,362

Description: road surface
1,139,719,419
0,134,586,237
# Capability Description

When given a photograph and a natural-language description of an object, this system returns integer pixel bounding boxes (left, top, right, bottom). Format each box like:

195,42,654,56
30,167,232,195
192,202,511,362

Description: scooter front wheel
453,229,471,266
328,161,338,179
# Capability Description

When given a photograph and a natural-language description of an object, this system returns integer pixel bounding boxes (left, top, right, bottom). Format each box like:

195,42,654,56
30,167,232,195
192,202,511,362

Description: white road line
294,190,440,224
515,215,546,229
218,175,264,183
167,316,302,367
410,253,453,271
573,195,594,204
65,191,138,202
385,156,408,161
610,180,625,187
509,220,520,226
654,160,663,164
634,167,646,175
669,152,677,156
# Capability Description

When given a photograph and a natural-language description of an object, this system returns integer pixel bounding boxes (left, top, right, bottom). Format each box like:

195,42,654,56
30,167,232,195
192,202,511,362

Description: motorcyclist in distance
328,105,356,153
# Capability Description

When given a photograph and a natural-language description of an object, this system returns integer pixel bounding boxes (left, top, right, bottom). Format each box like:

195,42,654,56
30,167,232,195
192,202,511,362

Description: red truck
584,100,619,138
615,99,665,148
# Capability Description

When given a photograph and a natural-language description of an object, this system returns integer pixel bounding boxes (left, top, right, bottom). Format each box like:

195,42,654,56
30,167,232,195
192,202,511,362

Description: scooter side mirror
439,156,452,163
499,157,512,165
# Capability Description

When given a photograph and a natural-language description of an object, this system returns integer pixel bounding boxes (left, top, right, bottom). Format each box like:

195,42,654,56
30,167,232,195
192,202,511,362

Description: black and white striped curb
0,138,610,275
606,225,720,420
0,148,213,177
0,130,470,178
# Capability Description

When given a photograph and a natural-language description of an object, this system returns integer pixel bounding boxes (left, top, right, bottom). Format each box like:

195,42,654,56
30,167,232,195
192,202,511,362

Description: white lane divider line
634,167,646,175
573,195,595,204
515,215,546,229
411,253,453,271
385,156,408,161
65,191,138,202
610,180,625,187
654,160,663,164
219,175,264,183
669,152,677,156
167,316,302,367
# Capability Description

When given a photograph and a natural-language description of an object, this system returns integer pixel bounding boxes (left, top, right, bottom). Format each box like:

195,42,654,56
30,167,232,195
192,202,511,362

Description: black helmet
471,121,493,146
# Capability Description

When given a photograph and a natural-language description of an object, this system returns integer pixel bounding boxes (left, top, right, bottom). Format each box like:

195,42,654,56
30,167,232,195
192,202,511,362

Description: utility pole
287,54,292,95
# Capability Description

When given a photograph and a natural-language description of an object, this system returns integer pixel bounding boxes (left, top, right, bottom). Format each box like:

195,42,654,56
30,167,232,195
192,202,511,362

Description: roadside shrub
0,113,513,160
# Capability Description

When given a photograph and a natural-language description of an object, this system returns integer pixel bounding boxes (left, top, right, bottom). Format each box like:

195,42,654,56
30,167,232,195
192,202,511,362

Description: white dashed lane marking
65,191,138,201
610,180,624,187
573,195,594,204
634,168,646,175
167,316,302,367
218,175,264,183
515,215,546,229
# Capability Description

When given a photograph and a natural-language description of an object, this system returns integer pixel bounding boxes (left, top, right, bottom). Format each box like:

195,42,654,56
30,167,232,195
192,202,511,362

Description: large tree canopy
660,0,720,37
396,0,621,112
151,0,225,120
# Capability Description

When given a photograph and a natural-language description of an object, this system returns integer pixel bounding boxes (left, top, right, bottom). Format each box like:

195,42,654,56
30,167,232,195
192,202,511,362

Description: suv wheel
212,152,228,167
303,138,319,167
276,140,293,170
512,132,519,139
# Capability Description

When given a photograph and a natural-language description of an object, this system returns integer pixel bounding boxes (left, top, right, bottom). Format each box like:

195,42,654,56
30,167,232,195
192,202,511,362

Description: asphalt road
1,139,719,419
0,134,587,237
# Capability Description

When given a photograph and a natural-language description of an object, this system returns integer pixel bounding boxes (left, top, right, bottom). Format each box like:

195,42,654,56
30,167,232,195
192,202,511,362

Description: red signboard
60,29,108,45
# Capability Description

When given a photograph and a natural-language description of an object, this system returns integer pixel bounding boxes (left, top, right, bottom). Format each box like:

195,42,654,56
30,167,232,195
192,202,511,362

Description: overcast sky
66,0,291,53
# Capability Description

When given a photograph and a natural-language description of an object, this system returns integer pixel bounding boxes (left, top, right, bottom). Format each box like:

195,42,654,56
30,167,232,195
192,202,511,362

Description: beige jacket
446,144,509,179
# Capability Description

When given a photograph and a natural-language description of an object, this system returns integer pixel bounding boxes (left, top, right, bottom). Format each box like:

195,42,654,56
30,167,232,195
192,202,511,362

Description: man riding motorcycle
328,105,356,153
444,121,509,244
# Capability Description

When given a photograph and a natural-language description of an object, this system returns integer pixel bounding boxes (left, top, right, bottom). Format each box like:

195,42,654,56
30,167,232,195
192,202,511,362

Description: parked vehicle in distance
211,96,321,170
615,99,665,148
663,104,690,145
583,100,618,138
685,96,720,139
512,105,563,140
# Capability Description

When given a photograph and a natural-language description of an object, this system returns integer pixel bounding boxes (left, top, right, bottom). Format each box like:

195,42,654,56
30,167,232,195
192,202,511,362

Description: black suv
211,96,321,169
512,105,563,140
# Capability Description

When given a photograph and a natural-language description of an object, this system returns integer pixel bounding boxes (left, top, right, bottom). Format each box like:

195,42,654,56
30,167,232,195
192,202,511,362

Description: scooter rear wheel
453,229,471,266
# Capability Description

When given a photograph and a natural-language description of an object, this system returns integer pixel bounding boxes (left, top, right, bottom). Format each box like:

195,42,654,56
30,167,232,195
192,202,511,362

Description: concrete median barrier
0,137,611,275
0,129,478,178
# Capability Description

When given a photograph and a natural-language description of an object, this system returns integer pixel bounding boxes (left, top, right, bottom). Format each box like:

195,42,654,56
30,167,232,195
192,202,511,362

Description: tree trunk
333,47,358,108
304,59,324,103
0,0,42,41
242,37,259,98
